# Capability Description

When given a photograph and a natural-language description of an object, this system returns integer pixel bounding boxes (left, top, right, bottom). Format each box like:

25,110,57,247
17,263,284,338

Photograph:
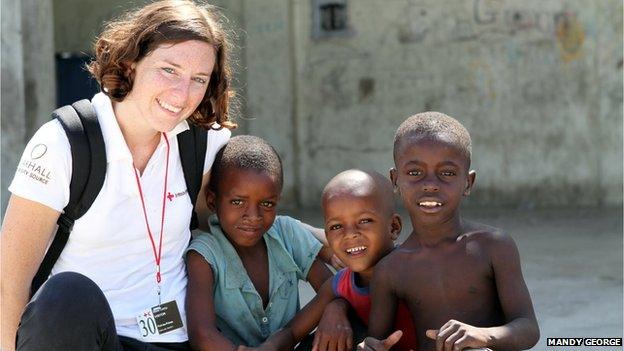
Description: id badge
136,300,184,339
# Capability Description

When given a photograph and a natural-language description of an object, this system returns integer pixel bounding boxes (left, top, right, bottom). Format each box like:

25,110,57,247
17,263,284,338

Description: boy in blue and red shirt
325,170,416,351
262,169,417,350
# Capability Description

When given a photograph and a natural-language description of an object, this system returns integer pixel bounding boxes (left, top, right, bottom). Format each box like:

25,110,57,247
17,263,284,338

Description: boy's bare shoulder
462,220,506,239
374,246,409,273
462,219,519,254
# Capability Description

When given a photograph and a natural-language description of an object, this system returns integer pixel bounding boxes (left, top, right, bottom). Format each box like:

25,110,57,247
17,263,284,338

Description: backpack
30,99,207,296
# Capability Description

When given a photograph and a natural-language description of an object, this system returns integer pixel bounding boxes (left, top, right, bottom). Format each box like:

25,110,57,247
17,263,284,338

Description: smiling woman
0,1,237,350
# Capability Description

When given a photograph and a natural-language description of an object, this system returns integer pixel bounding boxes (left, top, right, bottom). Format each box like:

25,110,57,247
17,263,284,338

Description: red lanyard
133,132,170,303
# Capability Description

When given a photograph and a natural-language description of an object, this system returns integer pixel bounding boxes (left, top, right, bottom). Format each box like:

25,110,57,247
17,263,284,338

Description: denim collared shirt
187,214,322,346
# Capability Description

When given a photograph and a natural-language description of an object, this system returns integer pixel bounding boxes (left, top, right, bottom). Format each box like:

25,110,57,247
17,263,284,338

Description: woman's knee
25,271,109,322
17,272,119,350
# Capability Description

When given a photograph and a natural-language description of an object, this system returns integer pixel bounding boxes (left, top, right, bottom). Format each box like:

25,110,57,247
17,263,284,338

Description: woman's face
125,40,216,133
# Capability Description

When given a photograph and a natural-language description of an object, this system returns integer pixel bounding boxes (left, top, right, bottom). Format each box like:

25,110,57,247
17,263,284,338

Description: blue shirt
186,214,322,346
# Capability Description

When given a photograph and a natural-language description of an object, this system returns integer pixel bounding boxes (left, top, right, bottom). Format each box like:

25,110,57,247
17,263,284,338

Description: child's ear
205,188,217,212
463,170,476,196
389,168,400,195
389,213,402,240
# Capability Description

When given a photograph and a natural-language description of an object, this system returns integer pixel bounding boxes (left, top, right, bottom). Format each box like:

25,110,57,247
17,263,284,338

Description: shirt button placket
260,315,269,336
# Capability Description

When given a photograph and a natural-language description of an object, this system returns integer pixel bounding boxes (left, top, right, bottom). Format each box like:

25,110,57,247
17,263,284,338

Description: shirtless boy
363,112,539,351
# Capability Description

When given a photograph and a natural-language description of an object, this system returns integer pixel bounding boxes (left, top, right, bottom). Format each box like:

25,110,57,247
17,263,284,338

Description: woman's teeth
158,99,182,113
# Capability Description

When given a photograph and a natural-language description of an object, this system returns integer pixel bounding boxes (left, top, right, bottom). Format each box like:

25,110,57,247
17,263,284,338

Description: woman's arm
186,251,239,351
1,195,61,351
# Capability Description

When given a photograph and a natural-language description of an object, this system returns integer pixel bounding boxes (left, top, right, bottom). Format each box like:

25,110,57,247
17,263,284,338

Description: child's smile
324,190,397,278
417,199,444,213
345,245,367,256
392,136,474,228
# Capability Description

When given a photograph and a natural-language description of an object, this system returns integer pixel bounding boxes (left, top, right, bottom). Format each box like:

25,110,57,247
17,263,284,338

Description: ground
293,206,624,350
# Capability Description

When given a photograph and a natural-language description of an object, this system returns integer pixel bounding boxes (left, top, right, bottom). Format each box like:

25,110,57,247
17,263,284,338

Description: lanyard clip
157,284,162,306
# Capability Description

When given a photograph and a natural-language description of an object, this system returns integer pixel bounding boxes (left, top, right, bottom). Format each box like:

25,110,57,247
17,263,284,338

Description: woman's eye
360,218,372,224
230,199,242,205
193,77,207,84
407,170,422,176
441,171,456,176
162,67,175,74
329,224,342,231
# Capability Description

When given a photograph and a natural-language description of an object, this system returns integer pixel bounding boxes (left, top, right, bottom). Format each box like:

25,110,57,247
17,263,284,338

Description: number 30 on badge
136,300,184,339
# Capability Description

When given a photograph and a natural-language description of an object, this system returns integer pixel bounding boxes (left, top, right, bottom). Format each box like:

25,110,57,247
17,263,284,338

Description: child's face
391,136,475,227
323,191,400,274
209,167,281,248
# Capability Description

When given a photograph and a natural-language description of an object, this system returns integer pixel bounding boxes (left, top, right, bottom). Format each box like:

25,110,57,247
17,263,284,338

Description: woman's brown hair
88,0,236,130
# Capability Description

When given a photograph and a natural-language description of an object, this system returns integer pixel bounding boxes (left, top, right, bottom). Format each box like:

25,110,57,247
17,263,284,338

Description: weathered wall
282,0,622,208
1,0,56,215
3,0,622,211
242,0,300,204
1,0,26,215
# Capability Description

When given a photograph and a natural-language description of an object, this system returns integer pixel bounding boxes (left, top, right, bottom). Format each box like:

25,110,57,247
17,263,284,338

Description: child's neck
353,245,393,287
354,269,373,287
408,212,464,246
231,238,267,259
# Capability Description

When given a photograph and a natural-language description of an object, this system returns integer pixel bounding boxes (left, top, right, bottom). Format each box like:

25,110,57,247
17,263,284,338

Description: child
185,135,337,350
262,169,417,351
362,112,539,351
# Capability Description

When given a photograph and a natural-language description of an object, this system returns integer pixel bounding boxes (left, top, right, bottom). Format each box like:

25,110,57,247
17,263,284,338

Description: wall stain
555,11,584,62
358,77,375,102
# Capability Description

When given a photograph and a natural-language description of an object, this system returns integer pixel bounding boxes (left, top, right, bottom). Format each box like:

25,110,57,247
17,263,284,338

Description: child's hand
312,299,352,351
356,330,405,351
426,319,490,351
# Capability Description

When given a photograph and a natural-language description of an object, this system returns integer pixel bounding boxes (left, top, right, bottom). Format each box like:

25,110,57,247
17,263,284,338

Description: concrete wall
1,0,56,215
274,0,622,208
2,0,622,211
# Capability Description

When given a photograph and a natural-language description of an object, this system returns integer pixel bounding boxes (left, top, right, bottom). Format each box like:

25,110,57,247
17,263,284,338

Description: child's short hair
209,135,283,192
393,111,472,166
322,169,395,215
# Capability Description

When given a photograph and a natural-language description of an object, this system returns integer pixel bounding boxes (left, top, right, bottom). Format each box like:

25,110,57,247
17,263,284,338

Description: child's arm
299,222,345,270
186,251,239,351
367,257,400,340
260,279,353,351
307,258,333,291
427,234,539,351
258,259,348,351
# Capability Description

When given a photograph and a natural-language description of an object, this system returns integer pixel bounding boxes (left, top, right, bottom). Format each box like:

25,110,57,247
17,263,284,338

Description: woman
1,1,235,350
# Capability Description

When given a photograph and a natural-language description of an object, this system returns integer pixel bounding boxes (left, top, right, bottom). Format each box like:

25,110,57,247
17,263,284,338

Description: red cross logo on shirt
144,311,152,317
167,192,175,201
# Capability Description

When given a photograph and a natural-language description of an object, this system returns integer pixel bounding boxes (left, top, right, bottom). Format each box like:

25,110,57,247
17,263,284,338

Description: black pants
16,272,190,351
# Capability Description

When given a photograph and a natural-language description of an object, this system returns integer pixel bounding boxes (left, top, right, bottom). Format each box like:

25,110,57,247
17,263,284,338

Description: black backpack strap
177,123,207,230
30,100,106,296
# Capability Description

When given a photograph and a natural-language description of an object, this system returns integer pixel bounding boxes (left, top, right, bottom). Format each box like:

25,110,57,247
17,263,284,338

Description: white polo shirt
9,92,231,342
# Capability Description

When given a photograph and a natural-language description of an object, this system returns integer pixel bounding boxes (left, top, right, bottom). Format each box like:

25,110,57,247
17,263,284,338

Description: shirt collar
207,214,298,290
91,92,190,163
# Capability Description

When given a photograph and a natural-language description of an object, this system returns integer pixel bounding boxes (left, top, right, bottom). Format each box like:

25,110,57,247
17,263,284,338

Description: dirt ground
294,206,623,350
